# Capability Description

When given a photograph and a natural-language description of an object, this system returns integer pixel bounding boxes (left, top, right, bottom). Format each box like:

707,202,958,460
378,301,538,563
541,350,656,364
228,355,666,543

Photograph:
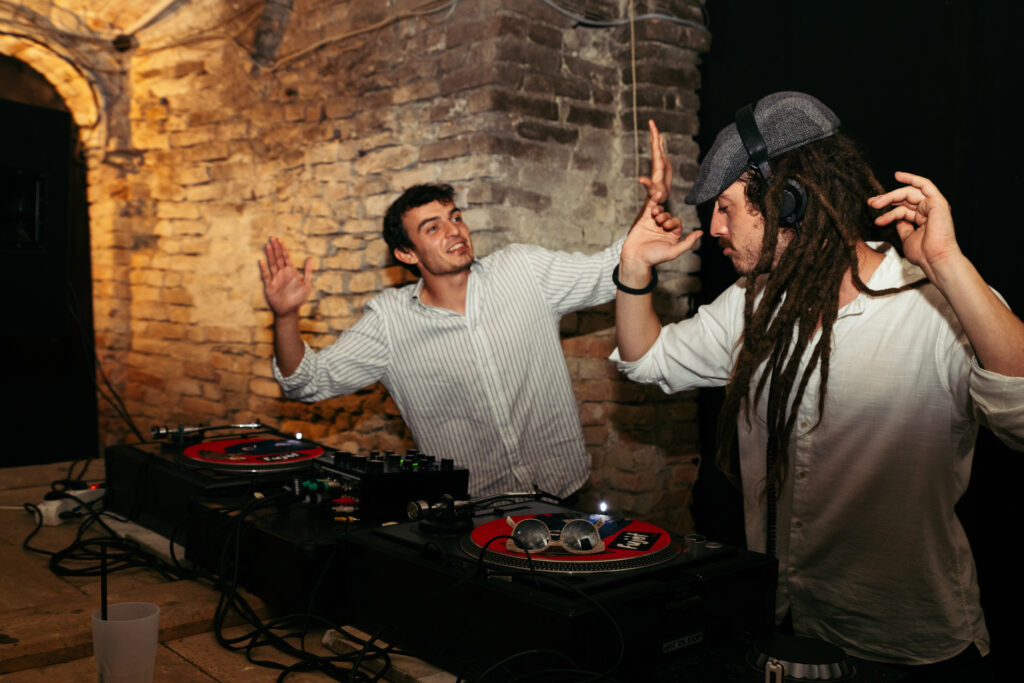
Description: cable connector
36,488,106,526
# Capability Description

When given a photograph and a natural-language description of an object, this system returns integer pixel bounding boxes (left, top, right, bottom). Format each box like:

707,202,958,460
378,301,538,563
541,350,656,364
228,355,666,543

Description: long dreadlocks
716,133,926,499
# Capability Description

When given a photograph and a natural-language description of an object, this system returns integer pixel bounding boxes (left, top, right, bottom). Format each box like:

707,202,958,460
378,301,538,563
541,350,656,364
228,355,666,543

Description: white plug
36,488,106,526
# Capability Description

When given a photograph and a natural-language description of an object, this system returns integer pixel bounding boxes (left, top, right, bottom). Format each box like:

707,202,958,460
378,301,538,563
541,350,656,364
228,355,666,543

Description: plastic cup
91,602,160,683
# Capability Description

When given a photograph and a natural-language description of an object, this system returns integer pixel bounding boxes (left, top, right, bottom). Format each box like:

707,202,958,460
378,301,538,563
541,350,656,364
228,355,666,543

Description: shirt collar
405,260,485,313
840,242,922,318
409,278,426,302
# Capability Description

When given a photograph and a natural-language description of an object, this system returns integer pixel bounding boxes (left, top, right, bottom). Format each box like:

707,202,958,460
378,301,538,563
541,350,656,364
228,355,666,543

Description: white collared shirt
613,244,1024,664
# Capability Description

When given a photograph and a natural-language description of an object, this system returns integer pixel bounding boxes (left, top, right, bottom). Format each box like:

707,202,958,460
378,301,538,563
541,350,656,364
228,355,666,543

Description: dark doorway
1,70,97,467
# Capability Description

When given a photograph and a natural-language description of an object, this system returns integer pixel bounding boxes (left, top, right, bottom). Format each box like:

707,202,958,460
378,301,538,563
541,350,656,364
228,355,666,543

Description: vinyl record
462,511,680,574
179,437,324,474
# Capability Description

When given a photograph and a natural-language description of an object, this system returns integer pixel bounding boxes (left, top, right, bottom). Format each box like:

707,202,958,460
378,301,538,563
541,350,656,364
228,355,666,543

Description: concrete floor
0,459,451,682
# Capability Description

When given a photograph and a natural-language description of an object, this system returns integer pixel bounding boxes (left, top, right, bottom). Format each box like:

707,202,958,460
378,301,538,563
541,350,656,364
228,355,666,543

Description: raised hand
615,193,702,361
868,172,961,281
870,172,1024,377
639,119,672,204
622,193,704,274
259,236,314,318
622,119,700,282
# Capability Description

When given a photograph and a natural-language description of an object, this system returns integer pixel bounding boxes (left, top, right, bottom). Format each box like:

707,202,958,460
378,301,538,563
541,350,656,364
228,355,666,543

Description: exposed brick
468,88,559,120
250,376,282,398
420,136,473,163
583,424,610,446
516,120,579,144
566,105,615,129
614,470,663,494
495,40,562,75
526,21,563,49
439,64,508,96
561,329,616,357
171,126,217,147
504,187,552,213
353,144,417,174
182,396,227,417
579,401,606,426
520,72,590,102
564,56,617,86
392,80,442,105
622,85,668,110
619,108,698,136
66,1,705,531
626,61,701,91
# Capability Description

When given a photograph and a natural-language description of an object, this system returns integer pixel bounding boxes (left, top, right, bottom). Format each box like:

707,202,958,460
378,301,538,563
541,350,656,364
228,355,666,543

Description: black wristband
612,264,658,295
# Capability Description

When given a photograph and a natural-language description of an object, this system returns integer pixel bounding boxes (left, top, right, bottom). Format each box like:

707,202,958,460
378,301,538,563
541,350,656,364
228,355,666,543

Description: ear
394,247,419,266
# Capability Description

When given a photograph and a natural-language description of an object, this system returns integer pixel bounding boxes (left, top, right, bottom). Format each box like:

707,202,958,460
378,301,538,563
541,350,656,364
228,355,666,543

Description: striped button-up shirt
275,238,623,497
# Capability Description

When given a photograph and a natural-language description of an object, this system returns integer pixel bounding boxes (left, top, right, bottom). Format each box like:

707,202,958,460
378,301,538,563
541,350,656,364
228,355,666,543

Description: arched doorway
1,55,97,467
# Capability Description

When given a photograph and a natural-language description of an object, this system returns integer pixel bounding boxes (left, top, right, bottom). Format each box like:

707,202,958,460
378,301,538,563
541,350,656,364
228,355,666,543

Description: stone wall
0,0,708,532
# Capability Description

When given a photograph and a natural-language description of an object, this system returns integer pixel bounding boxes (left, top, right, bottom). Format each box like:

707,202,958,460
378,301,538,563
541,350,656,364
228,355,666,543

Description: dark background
0,98,96,468
689,0,1023,674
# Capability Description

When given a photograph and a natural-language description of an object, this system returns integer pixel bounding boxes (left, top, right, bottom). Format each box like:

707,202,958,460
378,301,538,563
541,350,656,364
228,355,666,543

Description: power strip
36,488,106,526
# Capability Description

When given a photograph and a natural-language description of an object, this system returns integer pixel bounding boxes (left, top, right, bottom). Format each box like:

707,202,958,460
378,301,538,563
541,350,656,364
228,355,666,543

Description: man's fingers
868,186,920,210
653,208,679,230
893,171,941,198
270,237,290,271
874,205,920,228
639,178,665,204
279,241,295,269
647,119,660,160
893,219,916,244
869,173,945,214
264,241,277,272
669,230,703,258
648,119,666,177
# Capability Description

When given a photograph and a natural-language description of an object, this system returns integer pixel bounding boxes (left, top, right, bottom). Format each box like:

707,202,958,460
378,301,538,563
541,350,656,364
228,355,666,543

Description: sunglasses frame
504,516,606,555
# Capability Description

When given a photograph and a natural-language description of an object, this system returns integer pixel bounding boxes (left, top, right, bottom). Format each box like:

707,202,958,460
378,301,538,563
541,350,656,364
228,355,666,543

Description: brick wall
1,0,709,532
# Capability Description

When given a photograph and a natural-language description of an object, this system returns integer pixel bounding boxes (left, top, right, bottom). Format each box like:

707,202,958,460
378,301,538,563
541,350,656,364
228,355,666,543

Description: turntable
104,422,324,541
336,500,777,679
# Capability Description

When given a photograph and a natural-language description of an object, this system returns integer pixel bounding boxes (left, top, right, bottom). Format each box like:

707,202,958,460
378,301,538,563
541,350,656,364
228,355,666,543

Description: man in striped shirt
259,123,675,497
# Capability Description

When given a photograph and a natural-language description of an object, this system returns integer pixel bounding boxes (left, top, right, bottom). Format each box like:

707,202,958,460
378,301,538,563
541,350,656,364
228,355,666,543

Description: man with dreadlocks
613,91,1024,676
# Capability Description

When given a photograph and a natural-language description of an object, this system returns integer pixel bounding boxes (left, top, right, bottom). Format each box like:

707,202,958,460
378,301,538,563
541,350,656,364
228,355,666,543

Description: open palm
259,237,314,317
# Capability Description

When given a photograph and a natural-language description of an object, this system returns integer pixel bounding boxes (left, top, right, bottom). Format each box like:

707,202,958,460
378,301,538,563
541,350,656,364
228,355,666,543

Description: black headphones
735,104,807,228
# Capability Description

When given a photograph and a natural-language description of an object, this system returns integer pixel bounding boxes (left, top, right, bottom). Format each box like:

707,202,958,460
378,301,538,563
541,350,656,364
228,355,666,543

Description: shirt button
793,520,803,530
796,470,807,480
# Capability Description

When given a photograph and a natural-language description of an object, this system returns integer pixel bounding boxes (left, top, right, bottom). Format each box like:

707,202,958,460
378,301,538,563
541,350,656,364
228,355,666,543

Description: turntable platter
462,511,681,573
179,437,324,473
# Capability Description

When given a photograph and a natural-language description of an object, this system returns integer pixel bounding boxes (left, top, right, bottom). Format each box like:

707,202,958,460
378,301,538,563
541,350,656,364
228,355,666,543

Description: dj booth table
98,432,909,681
102,433,779,679
335,501,777,681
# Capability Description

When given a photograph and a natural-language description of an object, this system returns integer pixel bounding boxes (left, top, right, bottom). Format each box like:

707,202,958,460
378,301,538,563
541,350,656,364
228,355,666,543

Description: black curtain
690,0,1023,674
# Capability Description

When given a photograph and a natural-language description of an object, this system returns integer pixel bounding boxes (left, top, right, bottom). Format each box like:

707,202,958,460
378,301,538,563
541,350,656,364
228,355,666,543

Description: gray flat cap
684,91,840,205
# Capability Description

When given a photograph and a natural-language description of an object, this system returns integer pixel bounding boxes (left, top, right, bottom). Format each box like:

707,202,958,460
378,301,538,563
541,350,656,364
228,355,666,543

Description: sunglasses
505,516,606,555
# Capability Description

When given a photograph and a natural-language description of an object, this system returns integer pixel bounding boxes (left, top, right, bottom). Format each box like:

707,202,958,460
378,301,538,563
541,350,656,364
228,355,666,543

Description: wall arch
0,33,106,150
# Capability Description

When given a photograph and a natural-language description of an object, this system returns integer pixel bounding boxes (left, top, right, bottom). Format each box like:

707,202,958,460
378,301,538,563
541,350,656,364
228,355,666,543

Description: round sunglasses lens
512,518,551,551
561,519,600,552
